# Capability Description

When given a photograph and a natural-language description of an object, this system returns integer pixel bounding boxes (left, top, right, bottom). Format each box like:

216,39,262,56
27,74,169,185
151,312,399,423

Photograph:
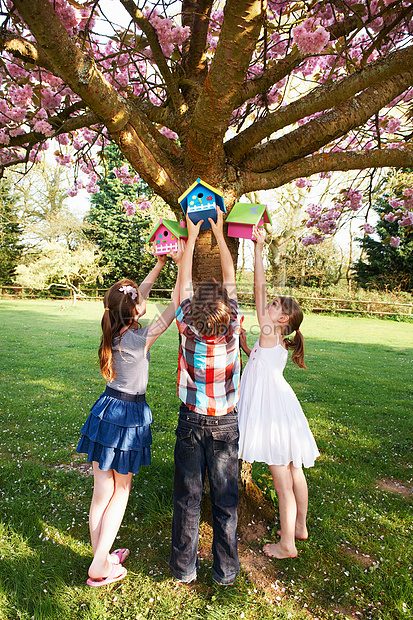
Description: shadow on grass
1,300,412,619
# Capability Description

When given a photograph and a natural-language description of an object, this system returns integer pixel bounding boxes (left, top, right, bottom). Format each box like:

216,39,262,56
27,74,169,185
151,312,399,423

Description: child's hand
209,206,224,239
156,254,167,268
252,226,266,247
186,215,203,240
170,239,186,264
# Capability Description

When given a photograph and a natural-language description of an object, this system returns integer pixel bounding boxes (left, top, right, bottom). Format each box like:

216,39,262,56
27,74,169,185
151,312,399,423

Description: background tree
0,178,23,285
14,241,107,302
8,160,85,250
85,143,178,289
1,1,413,281
353,171,413,292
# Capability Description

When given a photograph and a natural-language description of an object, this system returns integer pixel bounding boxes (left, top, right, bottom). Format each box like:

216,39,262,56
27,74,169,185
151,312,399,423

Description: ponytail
278,296,307,369
99,308,115,382
284,329,307,369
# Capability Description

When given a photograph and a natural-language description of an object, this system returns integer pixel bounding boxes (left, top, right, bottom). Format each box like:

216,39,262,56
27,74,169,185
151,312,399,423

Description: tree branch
240,148,413,194
13,0,132,133
242,69,413,173
118,0,187,115
181,0,213,79
233,15,360,110
226,44,413,162
186,0,264,173
0,30,56,73
5,111,100,148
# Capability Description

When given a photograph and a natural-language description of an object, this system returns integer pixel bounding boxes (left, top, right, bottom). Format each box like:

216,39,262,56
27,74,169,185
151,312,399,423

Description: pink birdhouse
225,202,272,240
146,218,188,255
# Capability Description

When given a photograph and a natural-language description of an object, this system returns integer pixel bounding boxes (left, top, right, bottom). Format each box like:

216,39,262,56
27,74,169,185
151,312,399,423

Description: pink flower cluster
122,198,152,216
122,200,137,216
338,189,363,212
301,233,325,246
295,178,312,188
143,10,190,58
383,189,413,234
114,165,140,185
292,19,330,55
159,127,179,140
305,203,341,235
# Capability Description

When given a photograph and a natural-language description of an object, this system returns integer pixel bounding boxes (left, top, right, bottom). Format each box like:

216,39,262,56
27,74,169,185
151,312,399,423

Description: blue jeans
169,404,240,585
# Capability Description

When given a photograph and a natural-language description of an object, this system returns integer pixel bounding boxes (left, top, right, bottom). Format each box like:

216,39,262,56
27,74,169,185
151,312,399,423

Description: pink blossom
292,20,330,55
295,178,307,188
36,108,48,120
403,187,413,197
386,118,401,134
57,134,70,146
389,198,403,210
41,88,62,110
399,212,413,226
159,127,179,140
122,199,136,216
0,130,10,145
138,200,151,211
301,233,325,246
390,236,401,247
6,61,28,79
9,107,27,123
384,212,397,222
363,223,376,234
33,120,54,136
9,84,33,107
9,127,26,137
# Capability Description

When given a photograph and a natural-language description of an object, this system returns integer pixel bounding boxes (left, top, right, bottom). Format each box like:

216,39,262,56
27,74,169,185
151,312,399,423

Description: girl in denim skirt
77,250,182,587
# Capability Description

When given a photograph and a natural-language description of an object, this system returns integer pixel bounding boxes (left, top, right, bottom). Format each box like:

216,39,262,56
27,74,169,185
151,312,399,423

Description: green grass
0,299,412,620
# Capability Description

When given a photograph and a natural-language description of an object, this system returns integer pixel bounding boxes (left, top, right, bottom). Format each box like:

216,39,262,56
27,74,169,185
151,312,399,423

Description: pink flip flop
87,564,127,587
110,548,130,564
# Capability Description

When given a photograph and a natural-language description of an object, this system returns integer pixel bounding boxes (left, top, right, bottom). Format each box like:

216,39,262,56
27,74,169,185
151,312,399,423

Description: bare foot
277,528,308,541
88,559,124,581
263,542,298,559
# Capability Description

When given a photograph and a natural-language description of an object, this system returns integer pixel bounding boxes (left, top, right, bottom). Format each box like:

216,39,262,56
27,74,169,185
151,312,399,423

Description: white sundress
238,337,319,468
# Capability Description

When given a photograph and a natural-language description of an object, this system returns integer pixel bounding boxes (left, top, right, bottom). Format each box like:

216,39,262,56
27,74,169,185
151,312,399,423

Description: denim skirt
76,388,152,475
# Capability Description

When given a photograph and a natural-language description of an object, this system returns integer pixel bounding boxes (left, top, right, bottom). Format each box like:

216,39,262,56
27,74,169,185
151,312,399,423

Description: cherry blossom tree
1,0,413,279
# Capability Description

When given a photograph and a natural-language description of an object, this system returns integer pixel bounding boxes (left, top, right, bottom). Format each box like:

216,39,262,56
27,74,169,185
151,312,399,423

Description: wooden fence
1,286,412,318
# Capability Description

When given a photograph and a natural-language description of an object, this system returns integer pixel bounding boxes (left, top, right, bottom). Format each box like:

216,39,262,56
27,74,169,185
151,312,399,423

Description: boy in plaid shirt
169,207,243,586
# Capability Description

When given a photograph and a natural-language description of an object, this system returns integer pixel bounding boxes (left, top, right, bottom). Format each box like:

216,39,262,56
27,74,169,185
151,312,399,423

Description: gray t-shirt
107,325,149,395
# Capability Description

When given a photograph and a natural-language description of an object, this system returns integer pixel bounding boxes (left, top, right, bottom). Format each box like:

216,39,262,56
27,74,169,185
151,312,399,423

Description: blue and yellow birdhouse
178,178,226,230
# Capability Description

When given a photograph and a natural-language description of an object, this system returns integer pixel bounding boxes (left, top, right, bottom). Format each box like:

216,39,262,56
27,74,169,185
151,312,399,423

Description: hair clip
119,285,138,300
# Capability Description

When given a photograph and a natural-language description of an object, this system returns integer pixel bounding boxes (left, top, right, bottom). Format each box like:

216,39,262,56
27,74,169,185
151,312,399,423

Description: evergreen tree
0,180,23,285
85,144,177,289
353,185,413,292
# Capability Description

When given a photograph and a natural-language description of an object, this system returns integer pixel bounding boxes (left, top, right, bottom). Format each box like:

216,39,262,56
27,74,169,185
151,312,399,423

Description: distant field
0,299,412,620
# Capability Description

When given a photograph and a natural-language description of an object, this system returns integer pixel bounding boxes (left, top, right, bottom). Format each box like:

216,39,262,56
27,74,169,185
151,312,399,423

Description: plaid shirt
175,298,244,416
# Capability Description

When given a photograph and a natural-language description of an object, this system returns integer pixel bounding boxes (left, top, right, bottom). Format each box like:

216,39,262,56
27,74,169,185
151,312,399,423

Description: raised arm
253,227,273,342
138,254,167,300
179,215,203,304
209,207,237,301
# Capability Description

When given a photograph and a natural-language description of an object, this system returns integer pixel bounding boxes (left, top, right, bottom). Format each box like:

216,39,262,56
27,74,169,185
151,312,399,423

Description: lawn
0,298,412,620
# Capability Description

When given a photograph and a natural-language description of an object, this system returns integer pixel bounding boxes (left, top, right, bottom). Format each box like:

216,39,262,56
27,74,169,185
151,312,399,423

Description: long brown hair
98,279,140,382
279,296,307,369
191,279,231,337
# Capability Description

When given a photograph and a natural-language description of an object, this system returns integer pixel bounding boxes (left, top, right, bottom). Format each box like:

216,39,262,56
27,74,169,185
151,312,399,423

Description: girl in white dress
238,228,319,559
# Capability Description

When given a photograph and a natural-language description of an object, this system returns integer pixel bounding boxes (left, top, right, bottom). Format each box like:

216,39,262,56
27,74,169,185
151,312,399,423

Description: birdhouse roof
146,218,188,243
225,202,272,226
178,178,224,204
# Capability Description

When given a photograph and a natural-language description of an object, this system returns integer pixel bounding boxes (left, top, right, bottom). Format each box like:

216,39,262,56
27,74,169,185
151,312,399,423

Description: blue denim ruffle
76,393,152,474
